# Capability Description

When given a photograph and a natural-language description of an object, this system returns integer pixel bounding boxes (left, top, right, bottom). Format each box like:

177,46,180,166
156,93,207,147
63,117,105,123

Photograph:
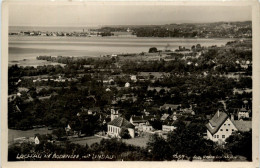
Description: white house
130,75,137,82
130,115,155,127
125,82,130,88
34,136,40,145
206,110,237,143
162,125,177,132
237,108,250,120
107,117,135,138
140,121,154,132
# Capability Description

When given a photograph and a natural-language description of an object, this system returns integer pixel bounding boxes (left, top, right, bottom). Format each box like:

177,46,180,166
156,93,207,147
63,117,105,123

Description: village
9,21,252,38
8,39,252,161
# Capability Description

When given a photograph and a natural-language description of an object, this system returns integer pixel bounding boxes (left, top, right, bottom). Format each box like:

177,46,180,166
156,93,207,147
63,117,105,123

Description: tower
111,109,118,121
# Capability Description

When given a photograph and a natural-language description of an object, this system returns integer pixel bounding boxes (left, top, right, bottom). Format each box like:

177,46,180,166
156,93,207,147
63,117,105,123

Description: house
65,124,72,133
130,115,155,128
205,110,237,143
141,121,154,132
8,94,17,102
169,112,182,121
125,82,130,88
162,124,177,132
130,75,137,82
160,104,181,112
160,113,170,121
181,108,195,116
206,110,252,144
34,136,40,144
162,120,178,132
237,108,250,120
107,117,135,138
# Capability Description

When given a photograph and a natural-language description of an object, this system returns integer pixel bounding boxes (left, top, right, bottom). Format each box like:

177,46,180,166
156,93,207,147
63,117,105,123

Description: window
228,124,230,126
224,124,226,126
222,135,225,138
217,135,219,138
214,135,216,138
220,129,223,131
232,129,234,132
226,129,228,131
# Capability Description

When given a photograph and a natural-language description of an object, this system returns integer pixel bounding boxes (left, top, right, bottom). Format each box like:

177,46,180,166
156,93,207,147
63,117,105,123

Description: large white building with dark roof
206,110,252,143
206,110,237,143
107,117,135,138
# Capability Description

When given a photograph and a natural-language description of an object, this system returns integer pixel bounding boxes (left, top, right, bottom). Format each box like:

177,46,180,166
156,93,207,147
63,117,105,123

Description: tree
150,120,162,130
167,121,211,160
149,47,158,53
225,130,252,161
52,128,66,140
147,134,172,160
119,127,131,139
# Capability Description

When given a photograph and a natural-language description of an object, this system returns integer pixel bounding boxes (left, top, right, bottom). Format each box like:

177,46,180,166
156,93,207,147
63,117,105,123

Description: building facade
107,117,135,138
206,110,237,143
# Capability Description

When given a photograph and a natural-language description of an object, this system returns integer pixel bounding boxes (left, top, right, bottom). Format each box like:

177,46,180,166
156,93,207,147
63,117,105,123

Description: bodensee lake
9,36,235,63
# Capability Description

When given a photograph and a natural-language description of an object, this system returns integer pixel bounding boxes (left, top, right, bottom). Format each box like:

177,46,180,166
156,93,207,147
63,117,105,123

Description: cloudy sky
9,3,251,27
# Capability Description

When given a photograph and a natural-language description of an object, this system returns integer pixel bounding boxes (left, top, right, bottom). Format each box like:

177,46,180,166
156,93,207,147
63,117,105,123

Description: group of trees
129,22,251,38
9,122,252,161
147,120,252,161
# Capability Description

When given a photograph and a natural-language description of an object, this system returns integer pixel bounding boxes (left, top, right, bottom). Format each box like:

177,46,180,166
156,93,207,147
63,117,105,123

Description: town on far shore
8,22,252,161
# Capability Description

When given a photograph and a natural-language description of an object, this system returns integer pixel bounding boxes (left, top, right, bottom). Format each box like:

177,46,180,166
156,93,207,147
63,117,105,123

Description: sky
9,4,252,27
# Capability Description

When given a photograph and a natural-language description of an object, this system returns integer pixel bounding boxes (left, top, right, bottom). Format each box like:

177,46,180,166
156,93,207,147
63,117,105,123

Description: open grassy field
122,135,150,148
9,58,66,68
8,128,52,143
72,136,103,147
72,135,150,148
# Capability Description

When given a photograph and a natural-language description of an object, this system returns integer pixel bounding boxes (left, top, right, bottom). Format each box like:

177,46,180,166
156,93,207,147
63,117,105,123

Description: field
72,135,150,148
72,136,103,146
9,58,65,68
122,135,150,147
8,128,52,143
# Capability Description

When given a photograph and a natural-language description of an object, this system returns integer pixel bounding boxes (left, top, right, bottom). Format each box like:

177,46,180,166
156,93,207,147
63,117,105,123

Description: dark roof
131,115,155,123
238,108,249,112
163,120,178,126
206,111,229,135
181,109,195,115
90,107,101,112
169,113,182,118
234,120,252,132
108,117,135,129
160,104,180,110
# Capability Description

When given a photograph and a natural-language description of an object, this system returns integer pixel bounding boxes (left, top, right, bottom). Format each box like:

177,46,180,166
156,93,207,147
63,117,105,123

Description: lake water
9,36,234,63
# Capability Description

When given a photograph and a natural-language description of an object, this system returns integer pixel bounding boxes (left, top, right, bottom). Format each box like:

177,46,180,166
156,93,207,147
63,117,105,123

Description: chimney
217,110,220,118
231,114,234,121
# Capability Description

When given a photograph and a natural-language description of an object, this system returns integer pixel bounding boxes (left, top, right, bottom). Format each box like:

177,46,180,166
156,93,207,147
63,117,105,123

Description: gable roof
131,115,155,123
160,104,180,110
205,111,229,135
161,113,170,120
108,117,135,129
238,108,249,113
181,109,195,115
233,120,252,132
